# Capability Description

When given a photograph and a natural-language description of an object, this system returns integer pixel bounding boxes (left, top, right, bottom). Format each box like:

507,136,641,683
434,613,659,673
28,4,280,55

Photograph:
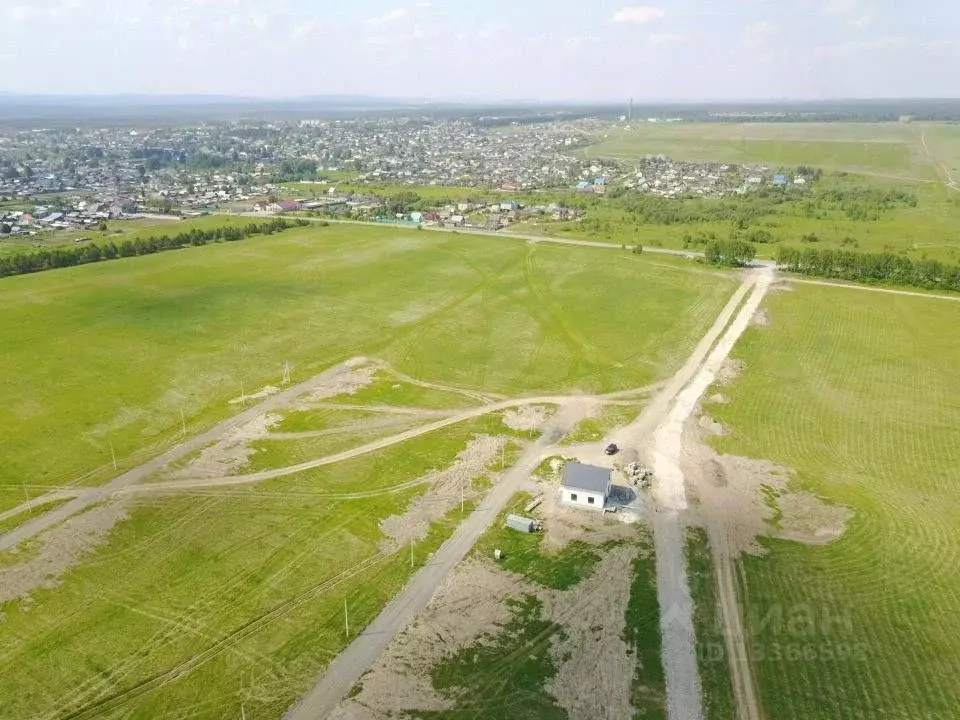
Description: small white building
560,462,611,510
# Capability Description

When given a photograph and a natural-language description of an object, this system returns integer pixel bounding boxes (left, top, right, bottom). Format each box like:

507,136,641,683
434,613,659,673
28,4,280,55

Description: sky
0,0,958,100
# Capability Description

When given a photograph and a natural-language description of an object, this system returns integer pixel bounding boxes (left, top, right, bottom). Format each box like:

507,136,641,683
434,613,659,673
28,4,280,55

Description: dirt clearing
545,543,640,720
683,417,853,555
378,435,509,553
329,559,537,719
502,404,554,432
0,501,128,606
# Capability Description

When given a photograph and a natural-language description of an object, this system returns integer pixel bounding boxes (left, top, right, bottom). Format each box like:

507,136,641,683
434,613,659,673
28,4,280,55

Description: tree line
776,246,960,292
705,239,757,267
0,218,309,279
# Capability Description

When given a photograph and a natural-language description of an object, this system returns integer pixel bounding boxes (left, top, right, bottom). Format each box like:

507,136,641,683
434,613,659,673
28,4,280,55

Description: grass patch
415,594,566,720
328,371,482,409
473,494,604,590
562,403,642,444
708,283,960,718
685,527,736,720
622,533,667,719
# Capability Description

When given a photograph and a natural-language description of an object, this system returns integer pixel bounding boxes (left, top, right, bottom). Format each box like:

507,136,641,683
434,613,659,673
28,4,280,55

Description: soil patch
329,559,537,719
683,417,853,555
536,478,640,552
297,358,379,407
544,543,640,720
228,384,279,405
716,359,745,386
708,393,729,405
0,501,128,606
502,404,553,432
172,412,281,479
751,308,771,327
698,414,727,436
378,435,508,553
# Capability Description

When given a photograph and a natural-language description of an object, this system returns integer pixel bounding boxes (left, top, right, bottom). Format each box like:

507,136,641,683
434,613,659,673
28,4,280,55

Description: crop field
706,283,960,718
585,122,941,180
0,223,737,514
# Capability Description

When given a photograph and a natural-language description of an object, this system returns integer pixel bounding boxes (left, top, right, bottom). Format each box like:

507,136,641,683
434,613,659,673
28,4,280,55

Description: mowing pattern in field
0,224,736,512
708,284,960,719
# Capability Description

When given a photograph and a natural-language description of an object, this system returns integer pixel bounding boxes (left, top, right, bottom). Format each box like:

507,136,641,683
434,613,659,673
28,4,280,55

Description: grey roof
561,462,611,494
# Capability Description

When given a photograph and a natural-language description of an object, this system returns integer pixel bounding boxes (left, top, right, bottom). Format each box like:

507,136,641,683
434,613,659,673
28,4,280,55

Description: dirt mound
502,405,553,432
698,415,727,436
0,501,128,606
716,358,745,385
378,436,508,553
683,417,853,556
751,308,771,327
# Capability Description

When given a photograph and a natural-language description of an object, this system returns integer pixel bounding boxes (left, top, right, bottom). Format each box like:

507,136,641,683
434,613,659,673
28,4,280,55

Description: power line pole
180,408,187,435
344,598,350,639
109,441,117,471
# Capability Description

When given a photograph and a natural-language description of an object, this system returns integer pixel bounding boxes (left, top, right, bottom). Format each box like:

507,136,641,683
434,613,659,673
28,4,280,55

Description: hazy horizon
1,1,958,101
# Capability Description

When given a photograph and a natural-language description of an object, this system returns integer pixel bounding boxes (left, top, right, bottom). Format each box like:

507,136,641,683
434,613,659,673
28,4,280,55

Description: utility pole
461,480,464,513
110,441,117,471
344,598,350,639
240,380,246,406
180,408,187,435
410,539,414,568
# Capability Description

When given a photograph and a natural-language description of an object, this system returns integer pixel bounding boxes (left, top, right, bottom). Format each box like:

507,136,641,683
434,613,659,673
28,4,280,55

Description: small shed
506,514,539,533
560,462,611,510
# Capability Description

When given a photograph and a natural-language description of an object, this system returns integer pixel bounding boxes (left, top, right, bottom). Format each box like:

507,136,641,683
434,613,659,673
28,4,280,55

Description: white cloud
814,35,908,59
848,13,874,28
291,20,318,39
611,6,666,24
364,8,408,25
823,0,858,15
743,20,775,48
649,32,688,45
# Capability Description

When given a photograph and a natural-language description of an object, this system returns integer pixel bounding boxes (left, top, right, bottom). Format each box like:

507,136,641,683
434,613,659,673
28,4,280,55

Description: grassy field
706,284,960,718
585,122,941,180
0,223,736,514
0,419,500,719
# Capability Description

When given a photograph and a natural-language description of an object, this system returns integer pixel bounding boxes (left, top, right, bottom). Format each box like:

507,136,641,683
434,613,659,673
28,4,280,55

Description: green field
707,284,960,718
0,420,495,719
0,223,737,514
586,122,940,180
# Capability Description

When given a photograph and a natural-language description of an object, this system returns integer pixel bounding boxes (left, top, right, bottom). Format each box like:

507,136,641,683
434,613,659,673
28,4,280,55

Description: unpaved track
0,362,376,552
121,395,583,495
283,403,588,720
788,277,960,303
712,526,763,720
648,268,772,720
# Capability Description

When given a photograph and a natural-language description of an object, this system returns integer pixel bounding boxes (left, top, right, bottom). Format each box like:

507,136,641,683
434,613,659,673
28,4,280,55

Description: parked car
604,443,619,456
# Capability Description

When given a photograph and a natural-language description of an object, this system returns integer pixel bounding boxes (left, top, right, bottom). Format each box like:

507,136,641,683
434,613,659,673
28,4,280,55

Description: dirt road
608,267,772,720
712,526,764,720
282,402,589,720
788,276,960,303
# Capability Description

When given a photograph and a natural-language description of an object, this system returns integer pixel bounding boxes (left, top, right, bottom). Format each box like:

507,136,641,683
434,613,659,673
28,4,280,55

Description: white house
560,462,611,510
